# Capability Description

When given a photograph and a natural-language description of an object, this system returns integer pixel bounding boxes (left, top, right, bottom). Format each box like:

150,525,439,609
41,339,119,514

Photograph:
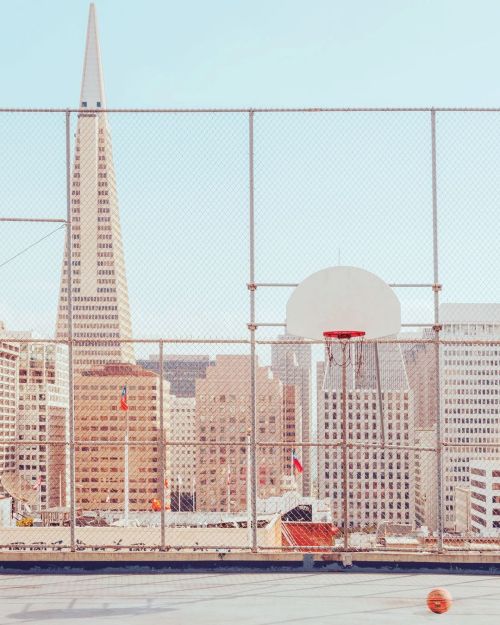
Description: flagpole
246,433,251,546
285,354,289,479
192,477,195,512
227,465,231,514
124,388,129,527
124,424,129,526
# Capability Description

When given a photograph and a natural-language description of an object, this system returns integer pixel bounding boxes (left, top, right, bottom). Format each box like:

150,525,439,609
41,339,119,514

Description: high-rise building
317,343,415,529
56,4,134,371
414,428,437,531
403,333,439,531
138,355,213,398
0,327,18,497
16,342,69,509
195,355,283,512
74,363,170,512
469,461,500,536
440,304,500,530
281,384,303,493
404,338,437,429
271,337,312,496
169,396,196,511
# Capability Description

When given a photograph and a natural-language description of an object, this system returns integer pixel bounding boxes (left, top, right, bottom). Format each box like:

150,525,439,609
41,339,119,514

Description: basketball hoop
322,330,365,390
323,331,366,340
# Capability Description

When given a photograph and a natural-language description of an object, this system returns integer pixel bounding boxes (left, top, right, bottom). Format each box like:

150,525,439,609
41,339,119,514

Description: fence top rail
3,337,500,346
4,107,500,113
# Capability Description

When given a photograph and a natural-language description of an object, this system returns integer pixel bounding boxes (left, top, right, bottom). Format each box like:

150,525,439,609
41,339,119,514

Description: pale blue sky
0,0,499,348
4,0,500,108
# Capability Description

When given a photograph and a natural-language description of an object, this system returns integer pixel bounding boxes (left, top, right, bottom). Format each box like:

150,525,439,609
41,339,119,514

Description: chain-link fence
0,109,499,555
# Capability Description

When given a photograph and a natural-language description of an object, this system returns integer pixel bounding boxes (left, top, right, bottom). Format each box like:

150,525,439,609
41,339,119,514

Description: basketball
427,588,452,614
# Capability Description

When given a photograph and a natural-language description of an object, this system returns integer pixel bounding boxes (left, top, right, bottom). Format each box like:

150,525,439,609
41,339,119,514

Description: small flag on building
292,449,303,474
120,385,128,411
32,476,43,491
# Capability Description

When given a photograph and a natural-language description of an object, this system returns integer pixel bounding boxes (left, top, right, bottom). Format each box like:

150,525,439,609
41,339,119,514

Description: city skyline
1,6,500,343
0,2,499,551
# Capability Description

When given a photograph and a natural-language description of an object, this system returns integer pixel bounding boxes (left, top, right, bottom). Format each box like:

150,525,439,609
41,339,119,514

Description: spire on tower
79,3,106,109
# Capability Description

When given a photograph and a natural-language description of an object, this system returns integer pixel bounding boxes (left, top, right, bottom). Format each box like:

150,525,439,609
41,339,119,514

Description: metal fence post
431,109,444,552
65,109,76,551
159,340,166,550
248,110,258,552
341,344,349,550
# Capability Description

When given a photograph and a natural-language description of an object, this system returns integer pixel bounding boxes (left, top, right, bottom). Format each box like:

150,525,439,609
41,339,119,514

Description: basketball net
322,331,365,391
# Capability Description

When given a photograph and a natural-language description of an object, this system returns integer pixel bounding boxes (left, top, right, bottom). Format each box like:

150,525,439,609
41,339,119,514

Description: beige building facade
74,363,170,512
195,355,284,513
414,428,438,531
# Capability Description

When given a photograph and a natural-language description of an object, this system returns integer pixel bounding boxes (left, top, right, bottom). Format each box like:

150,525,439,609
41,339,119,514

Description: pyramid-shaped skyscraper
57,4,134,370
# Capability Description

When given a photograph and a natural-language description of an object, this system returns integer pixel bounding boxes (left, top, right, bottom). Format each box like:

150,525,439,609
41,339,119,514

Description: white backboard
286,266,401,340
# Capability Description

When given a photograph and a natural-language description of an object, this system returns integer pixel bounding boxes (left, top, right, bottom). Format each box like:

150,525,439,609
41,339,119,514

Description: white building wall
0,497,13,527
440,304,500,530
317,344,415,529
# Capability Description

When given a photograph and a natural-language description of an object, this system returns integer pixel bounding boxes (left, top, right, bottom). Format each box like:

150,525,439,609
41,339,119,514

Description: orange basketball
427,588,452,614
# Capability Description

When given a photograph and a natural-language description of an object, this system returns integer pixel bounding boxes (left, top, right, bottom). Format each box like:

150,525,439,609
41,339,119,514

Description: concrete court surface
0,571,499,625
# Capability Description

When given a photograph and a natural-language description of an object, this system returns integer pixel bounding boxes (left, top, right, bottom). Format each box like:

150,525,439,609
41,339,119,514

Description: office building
16,342,69,509
56,4,134,371
74,363,170,512
317,343,415,528
469,461,500,536
0,329,18,498
440,304,500,529
271,336,312,496
195,355,283,512
169,396,196,511
414,428,438,531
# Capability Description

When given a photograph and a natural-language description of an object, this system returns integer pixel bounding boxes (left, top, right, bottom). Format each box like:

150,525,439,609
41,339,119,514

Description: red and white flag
292,450,303,474
120,385,128,411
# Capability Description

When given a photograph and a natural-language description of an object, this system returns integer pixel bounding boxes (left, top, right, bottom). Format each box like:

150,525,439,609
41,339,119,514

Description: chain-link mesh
0,110,499,556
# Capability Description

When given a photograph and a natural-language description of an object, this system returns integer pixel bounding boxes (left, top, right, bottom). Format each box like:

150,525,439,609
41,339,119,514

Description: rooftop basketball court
0,569,499,624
